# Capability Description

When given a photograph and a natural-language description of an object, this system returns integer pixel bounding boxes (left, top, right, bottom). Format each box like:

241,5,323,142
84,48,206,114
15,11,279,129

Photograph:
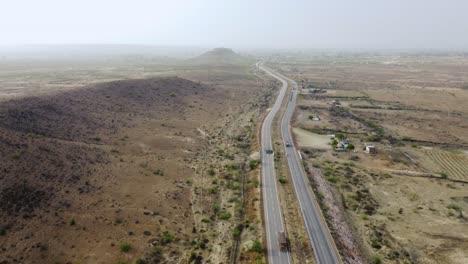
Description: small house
336,139,349,151
365,144,377,154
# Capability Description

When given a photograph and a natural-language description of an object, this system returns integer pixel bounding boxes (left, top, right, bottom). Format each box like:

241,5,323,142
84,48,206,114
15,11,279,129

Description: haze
1,0,468,50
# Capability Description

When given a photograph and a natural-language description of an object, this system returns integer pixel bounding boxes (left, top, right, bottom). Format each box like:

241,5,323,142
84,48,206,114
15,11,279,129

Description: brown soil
0,71,259,264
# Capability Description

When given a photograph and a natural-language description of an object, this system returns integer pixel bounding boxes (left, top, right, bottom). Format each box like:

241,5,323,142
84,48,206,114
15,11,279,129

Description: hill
188,47,251,65
0,76,218,263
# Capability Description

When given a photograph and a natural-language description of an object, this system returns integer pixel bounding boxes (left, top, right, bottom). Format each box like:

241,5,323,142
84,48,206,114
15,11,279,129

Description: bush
70,218,76,226
232,227,241,237
135,258,147,264
161,231,174,244
152,246,163,254
219,211,232,220
447,203,461,212
250,240,264,253
209,186,218,194
212,204,221,214
249,159,261,170
371,255,382,264
208,168,216,176
119,242,132,252
279,177,287,184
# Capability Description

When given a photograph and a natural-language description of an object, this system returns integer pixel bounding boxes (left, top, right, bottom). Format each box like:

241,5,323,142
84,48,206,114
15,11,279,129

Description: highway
261,64,341,264
258,62,291,264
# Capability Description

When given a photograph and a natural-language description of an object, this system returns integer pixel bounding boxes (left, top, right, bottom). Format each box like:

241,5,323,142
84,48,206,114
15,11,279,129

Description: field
271,52,468,264
417,149,468,181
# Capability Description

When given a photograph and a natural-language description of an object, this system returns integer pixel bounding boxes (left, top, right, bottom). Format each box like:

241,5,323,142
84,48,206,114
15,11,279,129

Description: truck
278,231,288,252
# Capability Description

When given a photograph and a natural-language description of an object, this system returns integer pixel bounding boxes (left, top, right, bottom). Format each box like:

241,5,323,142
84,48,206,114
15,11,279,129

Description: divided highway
261,64,341,264
258,62,291,264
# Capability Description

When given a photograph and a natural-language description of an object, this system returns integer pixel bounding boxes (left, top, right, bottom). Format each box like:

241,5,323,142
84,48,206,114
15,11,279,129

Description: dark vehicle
265,149,273,154
278,231,288,252
285,142,291,147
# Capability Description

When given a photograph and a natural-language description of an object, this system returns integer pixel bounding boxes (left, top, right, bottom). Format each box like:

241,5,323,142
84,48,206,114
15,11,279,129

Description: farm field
417,149,468,181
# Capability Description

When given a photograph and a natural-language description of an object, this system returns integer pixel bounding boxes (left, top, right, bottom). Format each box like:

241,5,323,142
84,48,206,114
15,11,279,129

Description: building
336,139,349,151
312,113,320,121
365,144,377,154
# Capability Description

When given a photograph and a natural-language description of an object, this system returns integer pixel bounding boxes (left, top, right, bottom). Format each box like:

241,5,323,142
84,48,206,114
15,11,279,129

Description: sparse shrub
201,218,210,223
209,186,218,194
153,169,164,176
326,176,338,183
135,258,146,264
371,255,382,264
0,228,6,236
161,231,174,244
119,242,132,252
370,236,381,249
208,168,216,176
447,203,461,212
316,192,324,200
232,226,241,237
219,211,232,220
212,204,221,214
279,177,287,184
252,179,259,188
151,246,163,254
12,152,21,160
250,240,264,253
249,159,261,170
440,172,448,179
70,218,76,226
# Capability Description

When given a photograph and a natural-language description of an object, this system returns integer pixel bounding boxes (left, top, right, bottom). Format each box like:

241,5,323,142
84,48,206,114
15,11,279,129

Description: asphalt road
262,65,341,264
258,62,291,264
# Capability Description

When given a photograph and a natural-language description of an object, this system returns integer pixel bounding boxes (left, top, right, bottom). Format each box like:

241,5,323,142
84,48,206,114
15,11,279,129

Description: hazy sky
1,0,467,49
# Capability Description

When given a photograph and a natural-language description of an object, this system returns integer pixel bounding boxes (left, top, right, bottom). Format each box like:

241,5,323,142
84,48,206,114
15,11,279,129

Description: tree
336,133,345,140
347,144,355,150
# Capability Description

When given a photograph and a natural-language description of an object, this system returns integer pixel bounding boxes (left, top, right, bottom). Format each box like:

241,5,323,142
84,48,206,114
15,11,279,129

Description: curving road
258,62,291,264
261,64,341,264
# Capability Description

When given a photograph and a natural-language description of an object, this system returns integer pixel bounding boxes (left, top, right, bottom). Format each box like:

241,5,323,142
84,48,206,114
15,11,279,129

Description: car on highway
285,142,291,147
278,231,289,252
265,149,273,154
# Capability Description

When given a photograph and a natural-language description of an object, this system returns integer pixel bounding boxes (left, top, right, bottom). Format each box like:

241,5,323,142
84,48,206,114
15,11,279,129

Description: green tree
336,133,345,140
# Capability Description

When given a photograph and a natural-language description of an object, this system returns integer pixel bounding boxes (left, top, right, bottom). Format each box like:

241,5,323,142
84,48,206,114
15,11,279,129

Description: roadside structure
365,144,377,154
